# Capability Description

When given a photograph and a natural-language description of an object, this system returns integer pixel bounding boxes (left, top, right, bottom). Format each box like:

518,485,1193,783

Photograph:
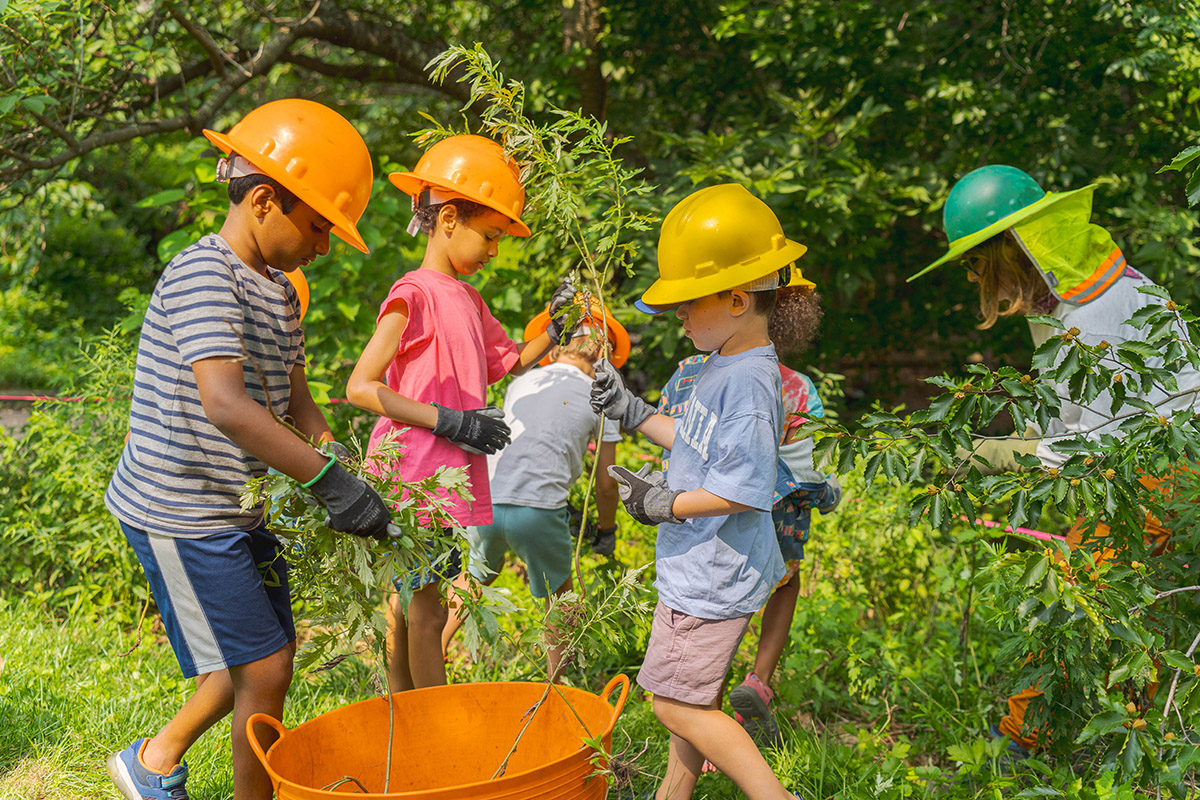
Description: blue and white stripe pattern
105,234,304,537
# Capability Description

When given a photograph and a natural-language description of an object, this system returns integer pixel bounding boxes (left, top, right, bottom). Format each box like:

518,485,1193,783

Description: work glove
305,460,394,540
590,359,655,431
431,403,511,455
589,525,618,557
544,278,579,345
816,474,843,514
607,464,684,526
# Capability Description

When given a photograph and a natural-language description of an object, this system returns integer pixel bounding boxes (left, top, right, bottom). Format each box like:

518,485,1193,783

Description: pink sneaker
729,673,780,746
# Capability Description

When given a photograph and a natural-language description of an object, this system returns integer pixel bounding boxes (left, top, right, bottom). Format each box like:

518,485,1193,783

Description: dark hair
718,288,777,316
413,198,488,235
768,287,823,358
228,174,299,213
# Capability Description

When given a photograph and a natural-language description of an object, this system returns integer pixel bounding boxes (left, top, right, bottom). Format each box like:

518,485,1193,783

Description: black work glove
607,464,684,526
544,278,579,344
431,403,511,455
589,525,617,557
306,460,393,540
590,359,654,431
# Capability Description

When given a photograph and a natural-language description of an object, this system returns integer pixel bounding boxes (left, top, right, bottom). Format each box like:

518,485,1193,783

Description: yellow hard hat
640,184,810,311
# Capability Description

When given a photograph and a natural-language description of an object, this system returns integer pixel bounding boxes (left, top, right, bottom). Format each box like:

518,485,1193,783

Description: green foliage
0,325,142,616
803,291,1200,789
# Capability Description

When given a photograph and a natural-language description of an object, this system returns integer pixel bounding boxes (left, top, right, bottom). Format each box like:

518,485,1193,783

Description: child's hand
306,461,394,540
607,464,684,525
545,277,579,344
590,359,655,430
431,403,512,455
817,474,842,513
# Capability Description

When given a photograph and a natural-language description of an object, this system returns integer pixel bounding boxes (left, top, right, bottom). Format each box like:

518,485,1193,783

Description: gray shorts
636,600,751,706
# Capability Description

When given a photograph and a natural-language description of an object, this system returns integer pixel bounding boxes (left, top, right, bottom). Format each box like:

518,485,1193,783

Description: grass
0,468,1149,799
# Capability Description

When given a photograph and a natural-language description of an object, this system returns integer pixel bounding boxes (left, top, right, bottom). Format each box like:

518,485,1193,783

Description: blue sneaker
106,738,190,800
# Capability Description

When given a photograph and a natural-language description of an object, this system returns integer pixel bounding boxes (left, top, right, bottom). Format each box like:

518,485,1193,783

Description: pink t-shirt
367,268,520,526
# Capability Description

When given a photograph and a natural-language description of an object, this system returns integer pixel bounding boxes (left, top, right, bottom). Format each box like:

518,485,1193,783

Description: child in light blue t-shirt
591,183,808,800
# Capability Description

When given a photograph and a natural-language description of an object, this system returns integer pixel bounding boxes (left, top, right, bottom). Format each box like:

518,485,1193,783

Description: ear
437,203,460,234
247,183,281,220
728,290,751,317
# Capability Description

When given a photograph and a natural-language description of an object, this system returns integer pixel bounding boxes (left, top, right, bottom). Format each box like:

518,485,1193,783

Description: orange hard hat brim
523,303,630,369
388,172,532,238
283,267,310,322
204,129,371,254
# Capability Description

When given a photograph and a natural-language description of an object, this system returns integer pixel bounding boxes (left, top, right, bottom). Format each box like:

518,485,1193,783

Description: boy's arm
195,357,393,539
633,413,675,450
672,487,753,519
193,358,332,482
346,304,439,429
285,362,335,447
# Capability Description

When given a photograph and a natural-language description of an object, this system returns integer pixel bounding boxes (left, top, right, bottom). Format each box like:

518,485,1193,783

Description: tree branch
165,3,229,78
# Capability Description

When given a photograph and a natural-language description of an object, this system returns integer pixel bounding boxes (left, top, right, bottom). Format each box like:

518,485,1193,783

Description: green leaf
1158,145,1200,174
1020,555,1050,587
1186,165,1200,207
135,188,186,208
1159,650,1197,672
1120,727,1142,775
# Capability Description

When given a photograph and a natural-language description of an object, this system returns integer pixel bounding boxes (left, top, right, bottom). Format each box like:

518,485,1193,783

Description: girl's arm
510,331,554,376
346,302,439,429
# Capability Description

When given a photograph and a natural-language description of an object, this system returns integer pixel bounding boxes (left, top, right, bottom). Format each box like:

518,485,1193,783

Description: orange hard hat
203,99,374,254
524,300,631,368
283,268,310,322
389,134,530,237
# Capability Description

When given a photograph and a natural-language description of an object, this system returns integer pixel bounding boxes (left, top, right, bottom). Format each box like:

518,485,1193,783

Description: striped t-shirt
105,234,305,538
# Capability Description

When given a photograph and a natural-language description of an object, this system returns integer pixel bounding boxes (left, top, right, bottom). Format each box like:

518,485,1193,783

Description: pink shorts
636,601,751,706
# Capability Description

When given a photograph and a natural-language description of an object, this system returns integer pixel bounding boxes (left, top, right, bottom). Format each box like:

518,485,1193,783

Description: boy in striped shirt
104,100,390,800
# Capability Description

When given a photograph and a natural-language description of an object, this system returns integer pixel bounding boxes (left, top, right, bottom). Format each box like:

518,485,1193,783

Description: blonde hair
965,233,1052,330
549,327,605,364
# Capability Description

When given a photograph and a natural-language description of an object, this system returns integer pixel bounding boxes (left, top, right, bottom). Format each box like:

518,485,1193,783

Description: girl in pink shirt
348,135,576,692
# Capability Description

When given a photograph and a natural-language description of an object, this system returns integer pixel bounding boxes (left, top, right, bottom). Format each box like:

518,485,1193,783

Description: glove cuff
648,488,685,525
306,461,365,514
431,403,460,437
623,398,655,431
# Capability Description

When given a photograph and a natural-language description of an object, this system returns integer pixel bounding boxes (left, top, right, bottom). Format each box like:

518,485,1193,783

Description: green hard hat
909,164,1094,282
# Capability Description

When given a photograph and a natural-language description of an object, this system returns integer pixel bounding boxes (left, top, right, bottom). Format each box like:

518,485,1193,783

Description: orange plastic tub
247,674,629,799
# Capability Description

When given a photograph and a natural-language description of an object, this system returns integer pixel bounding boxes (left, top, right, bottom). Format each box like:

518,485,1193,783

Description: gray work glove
306,460,394,540
544,278,579,344
431,403,511,455
607,464,684,526
590,359,654,431
816,474,843,514
589,525,617,557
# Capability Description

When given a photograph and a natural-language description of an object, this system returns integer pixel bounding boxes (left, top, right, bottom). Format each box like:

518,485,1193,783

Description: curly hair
412,198,488,235
768,287,823,357
965,233,1053,330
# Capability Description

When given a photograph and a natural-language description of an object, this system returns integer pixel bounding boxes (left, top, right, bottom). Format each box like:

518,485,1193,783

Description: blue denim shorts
120,520,295,678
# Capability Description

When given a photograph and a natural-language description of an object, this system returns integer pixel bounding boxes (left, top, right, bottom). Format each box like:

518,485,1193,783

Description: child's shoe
729,672,781,746
107,738,190,800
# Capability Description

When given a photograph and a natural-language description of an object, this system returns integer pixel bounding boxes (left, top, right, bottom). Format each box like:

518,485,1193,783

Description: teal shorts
467,504,572,599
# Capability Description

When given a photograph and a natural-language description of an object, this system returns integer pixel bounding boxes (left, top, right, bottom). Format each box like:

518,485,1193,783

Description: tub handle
246,712,288,789
600,673,630,734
